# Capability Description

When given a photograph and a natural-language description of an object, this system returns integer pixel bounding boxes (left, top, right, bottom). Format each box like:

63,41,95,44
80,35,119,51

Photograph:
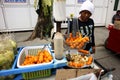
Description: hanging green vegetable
42,0,53,17
34,0,53,17
25,0,54,40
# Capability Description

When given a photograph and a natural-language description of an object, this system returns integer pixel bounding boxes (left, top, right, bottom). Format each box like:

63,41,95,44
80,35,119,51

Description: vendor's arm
92,46,95,53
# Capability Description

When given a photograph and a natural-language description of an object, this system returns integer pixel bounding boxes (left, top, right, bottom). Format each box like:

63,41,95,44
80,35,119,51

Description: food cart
0,43,115,80
0,0,115,79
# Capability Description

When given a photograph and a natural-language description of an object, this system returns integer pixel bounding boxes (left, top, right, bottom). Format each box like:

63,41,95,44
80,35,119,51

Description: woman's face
117,11,120,16
80,10,92,22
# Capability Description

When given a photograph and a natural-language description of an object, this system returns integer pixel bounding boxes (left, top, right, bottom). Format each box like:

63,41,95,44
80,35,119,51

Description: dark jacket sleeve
91,24,95,47
85,19,95,50
89,19,95,47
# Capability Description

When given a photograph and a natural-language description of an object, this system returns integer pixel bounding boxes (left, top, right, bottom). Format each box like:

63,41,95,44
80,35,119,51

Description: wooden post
54,19,62,32
56,22,62,32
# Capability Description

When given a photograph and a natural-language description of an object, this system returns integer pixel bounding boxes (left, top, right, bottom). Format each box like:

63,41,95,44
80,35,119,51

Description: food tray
65,49,93,68
17,45,53,68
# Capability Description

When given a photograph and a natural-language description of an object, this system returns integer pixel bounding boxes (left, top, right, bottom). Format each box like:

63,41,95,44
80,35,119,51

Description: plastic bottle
108,74,113,80
54,32,64,60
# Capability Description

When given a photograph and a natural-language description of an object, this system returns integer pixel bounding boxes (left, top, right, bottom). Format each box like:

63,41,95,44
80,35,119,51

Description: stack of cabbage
0,34,17,79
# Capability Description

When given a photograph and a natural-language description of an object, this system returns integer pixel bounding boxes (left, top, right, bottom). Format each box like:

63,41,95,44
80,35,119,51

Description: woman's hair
116,10,120,14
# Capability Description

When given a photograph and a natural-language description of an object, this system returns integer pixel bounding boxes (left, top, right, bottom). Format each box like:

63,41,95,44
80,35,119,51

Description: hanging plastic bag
53,0,66,21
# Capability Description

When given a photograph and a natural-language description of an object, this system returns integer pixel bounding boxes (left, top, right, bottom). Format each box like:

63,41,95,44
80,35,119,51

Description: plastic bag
0,33,16,68
0,33,16,79
68,73,97,80
0,33,17,54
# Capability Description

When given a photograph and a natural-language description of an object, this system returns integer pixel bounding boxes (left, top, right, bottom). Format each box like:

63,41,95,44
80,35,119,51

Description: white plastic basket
17,45,53,68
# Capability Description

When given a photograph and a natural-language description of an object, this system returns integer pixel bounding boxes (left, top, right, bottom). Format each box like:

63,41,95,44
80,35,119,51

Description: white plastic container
17,45,53,68
54,32,64,60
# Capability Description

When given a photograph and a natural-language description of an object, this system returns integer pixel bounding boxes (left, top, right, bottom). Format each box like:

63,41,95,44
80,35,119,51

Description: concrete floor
5,27,120,80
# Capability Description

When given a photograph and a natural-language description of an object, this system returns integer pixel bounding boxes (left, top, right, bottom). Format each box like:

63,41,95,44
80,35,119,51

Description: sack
0,33,17,68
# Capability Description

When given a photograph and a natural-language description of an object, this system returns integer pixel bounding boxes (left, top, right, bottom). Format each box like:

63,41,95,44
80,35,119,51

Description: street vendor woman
69,0,95,53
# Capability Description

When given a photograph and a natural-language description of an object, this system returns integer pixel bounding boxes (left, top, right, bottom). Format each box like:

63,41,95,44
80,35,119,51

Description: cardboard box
55,69,101,80
55,69,77,80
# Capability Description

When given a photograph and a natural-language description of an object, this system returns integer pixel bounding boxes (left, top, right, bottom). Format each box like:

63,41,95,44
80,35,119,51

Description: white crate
17,45,53,68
